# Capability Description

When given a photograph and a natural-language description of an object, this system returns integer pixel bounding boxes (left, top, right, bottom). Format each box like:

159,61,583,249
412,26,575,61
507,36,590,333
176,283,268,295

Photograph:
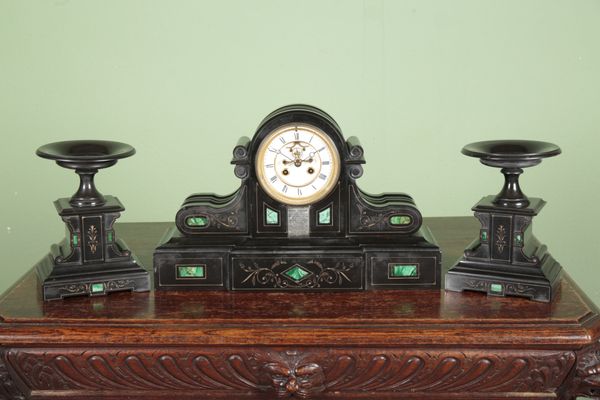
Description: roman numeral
265,164,274,168
319,173,327,180
294,131,299,140
279,137,286,144
268,147,277,153
322,161,330,165
318,147,325,152
270,176,278,183
297,188,302,196
309,135,314,143
311,184,317,190
282,185,288,193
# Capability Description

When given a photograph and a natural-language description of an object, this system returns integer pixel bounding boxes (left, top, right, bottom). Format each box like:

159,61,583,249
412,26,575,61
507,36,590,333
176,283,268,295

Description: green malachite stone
318,207,331,225
186,216,208,227
90,283,104,293
107,231,113,242
178,265,205,278
390,215,411,225
284,265,310,282
490,283,503,293
515,233,523,245
390,264,418,277
265,207,279,225
72,233,78,246
481,230,488,241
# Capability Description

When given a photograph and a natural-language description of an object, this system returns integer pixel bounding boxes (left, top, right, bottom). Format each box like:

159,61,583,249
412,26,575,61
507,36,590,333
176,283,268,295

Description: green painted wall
1,1,599,308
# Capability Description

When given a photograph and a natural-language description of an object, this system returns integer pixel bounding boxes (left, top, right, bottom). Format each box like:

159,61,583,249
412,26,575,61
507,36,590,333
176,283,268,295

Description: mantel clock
154,105,441,291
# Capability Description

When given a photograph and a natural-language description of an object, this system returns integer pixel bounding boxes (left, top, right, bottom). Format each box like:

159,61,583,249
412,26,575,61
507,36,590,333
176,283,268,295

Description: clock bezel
254,123,341,206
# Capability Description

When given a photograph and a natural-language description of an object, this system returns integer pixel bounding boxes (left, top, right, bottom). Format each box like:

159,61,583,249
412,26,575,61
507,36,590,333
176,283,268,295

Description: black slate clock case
154,105,441,291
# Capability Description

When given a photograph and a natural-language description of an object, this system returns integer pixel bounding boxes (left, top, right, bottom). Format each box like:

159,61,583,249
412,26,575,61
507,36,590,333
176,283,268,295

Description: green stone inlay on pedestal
90,283,104,293
72,233,78,246
107,231,114,242
515,233,523,246
490,283,503,293
283,264,310,282
390,264,418,277
177,265,205,278
265,207,279,225
481,230,488,241
186,216,209,227
318,207,331,225
390,215,412,226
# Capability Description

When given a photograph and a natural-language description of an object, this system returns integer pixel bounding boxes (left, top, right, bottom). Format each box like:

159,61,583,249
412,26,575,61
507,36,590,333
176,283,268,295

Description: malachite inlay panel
318,207,331,225
90,283,104,293
490,283,503,293
177,265,205,279
515,233,523,245
186,216,208,227
389,215,412,225
72,233,78,246
284,265,310,282
265,207,279,225
481,230,488,241
390,264,418,277
107,231,113,242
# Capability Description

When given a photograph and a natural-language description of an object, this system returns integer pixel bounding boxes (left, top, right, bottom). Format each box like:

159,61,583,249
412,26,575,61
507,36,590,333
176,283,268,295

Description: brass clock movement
154,105,441,291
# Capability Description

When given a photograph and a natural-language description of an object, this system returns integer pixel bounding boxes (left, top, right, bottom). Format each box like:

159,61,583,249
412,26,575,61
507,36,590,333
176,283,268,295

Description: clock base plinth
154,227,441,291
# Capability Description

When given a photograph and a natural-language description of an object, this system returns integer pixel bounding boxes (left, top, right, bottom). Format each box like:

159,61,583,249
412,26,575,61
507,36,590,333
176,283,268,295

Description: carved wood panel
563,339,600,399
0,353,24,400
4,347,576,399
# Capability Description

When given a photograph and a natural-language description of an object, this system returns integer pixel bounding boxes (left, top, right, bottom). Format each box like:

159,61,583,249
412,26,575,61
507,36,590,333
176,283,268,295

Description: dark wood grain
0,217,599,399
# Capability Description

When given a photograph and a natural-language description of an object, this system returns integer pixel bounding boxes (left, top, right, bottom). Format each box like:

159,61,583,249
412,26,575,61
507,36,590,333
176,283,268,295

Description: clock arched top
248,104,348,162
232,104,366,183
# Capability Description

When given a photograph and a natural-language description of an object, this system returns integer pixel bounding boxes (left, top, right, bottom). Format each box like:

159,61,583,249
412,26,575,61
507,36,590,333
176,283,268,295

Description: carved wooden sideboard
1,217,599,399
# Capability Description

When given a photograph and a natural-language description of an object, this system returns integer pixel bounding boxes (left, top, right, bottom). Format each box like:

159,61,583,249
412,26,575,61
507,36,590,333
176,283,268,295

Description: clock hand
277,150,294,162
282,158,304,167
281,147,309,167
301,152,315,163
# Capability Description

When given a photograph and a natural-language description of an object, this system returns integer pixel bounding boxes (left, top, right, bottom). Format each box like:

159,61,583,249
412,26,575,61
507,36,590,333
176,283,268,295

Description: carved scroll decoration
464,279,538,297
52,279,135,298
6,348,576,399
565,340,600,399
239,260,353,289
0,353,25,400
347,185,421,235
176,186,248,235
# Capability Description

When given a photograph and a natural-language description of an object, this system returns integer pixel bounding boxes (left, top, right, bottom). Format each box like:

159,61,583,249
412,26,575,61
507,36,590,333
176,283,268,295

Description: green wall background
1,1,599,306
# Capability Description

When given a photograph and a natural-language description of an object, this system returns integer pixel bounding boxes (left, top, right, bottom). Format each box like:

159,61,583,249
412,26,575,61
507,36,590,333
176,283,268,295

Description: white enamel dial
255,123,341,205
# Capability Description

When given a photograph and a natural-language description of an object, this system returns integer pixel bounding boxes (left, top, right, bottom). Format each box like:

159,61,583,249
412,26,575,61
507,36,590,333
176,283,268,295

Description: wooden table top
1,217,598,349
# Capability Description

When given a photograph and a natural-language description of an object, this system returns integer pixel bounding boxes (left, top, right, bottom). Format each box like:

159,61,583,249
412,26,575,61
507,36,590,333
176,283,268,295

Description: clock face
255,123,341,205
